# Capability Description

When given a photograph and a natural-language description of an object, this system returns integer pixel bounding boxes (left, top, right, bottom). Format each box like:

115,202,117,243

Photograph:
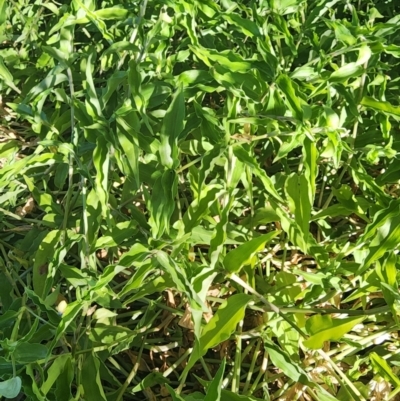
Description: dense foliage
1,0,400,400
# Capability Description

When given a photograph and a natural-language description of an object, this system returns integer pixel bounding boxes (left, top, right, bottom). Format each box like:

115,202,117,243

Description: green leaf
223,232,279,273
370,352,400,387
25,73,68,101
0,0,7,25
359,204,400,273
85,51,103,118
54,355,73,401
93,7,128,20
148,170,178,238
183,294,252,376
263,339,309,384
303,315,365,349
189,46,252,72
49,301,86,353
41,354,70,395
33,230,62,297
327,20,357,45
0,377,22,399
89,324,135,346
361,96,400,119
0,56,20,93
159,85,185,168
276,75,304,121
93,135,110,210
82,353,107,401
330,63,364,83
303,137,318,205
0,310,18,329
156,251,203,309
131,372,169,393
200,293,252,353
13,342,48,363
285,174,311,242
221,14,260,37
204,358,226,401
233,145,284,203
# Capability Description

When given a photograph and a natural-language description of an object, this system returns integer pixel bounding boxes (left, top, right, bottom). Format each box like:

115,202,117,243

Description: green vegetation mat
1,0,400,400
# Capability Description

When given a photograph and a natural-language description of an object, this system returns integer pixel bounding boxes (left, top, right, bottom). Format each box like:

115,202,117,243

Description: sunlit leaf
303,315,365,349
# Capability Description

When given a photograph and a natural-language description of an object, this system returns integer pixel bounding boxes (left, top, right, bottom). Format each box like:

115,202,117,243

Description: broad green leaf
306,0,341,25
25,288,61,326
303,315,365,349
94,7,128,20
330,63,364,83
13,342,48,363
189,46,252,72
274,272,301,304
89,324,135,346
85,51,103,118
156,251,204,309
361,96,400,119
274,15,297,54
222,14,260,37
33,230,62,297
208,197,234,269
0,56,20,93
159,86,185,168
327,20,357,45
86,189,102,250
276,75,304,121
233,145,284,203
54,355,73,401
82,353,107,401
223,232,279,273
93,135,110,210
183,294,252,376
148,170,178,238
182,185,223,234
274,130,305,162
122,275,174,307
303,137,318,204
370,352,400,386
204,359,225,401
357,45,372,66
0,310,18,328
42,45,71,65
285,174,311,242
49,301,86,353
377,253,399,306
357,202,400,273
25,73,68,101
263,339,309,384
41,354,70,395
0,0,7,25
200,294,252,353
54,163,69,189
240,206,279,227
89,265,127,293
0,377,22,399
116,121,140,187
127,59,146,117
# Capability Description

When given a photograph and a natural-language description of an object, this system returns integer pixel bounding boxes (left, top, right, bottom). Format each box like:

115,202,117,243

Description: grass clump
1,1,400,400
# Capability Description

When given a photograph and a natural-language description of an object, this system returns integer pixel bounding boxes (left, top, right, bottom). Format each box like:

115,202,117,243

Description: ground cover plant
1,0,400,400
